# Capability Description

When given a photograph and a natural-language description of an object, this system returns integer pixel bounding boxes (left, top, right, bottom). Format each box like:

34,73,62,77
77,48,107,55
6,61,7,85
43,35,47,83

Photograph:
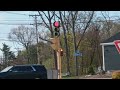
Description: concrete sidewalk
79,78,112,79
79,74,112,79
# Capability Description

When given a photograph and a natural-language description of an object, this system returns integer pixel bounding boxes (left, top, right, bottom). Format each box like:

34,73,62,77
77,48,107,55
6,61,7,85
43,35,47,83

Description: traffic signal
54,27,60,36
59,48,63,56
53,21,60,37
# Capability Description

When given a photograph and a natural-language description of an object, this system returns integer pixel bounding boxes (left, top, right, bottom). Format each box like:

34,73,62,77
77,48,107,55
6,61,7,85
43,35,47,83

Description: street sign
74,50,82,56
114,40,120,54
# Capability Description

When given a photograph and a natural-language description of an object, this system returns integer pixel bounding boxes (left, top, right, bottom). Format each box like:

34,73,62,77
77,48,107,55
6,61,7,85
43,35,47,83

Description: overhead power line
0,20,33,21
2,11,29,16
29,14,40,64
0,19,120,26
0,39,19,42
0,23,32,25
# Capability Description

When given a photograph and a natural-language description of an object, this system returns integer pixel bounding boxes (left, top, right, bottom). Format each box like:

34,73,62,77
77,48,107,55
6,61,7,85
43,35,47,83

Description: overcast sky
0,11,120,56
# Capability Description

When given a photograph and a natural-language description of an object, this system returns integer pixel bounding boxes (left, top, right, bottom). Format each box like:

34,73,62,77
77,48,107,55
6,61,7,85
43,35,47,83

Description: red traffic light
53,21,60,28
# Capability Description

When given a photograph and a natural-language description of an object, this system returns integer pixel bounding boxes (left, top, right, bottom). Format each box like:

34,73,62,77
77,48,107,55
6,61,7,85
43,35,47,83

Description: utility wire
0,19,120,26
0,19,120,23
0,33,10,34
0,23,32,25
0,39,19,42
0,20,33,21
2,11,30,16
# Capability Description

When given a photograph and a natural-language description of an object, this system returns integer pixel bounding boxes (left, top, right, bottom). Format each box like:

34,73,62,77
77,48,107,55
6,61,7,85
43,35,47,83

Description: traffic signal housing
54,27,60,37
59,48,63,56
53,21,60,37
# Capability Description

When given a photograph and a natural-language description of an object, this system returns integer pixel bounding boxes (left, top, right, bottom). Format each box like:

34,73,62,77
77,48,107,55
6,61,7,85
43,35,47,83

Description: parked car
0,64,47,79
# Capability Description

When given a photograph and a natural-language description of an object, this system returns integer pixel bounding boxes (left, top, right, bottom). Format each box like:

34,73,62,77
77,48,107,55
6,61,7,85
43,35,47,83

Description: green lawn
62,76,79,79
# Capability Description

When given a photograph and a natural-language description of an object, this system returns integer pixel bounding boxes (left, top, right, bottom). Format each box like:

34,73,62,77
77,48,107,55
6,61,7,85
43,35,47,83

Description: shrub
112,70,120,79
88,66,95,75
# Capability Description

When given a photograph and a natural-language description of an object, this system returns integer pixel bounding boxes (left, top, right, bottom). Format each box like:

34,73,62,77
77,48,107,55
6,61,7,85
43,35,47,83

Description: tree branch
54,11,61,19
50,11,55,20
76,11,95,49
101,11,112,33
38,11,50,29
62,11,73,28
47,11,53,34
42,11,49,20
39,35,53,44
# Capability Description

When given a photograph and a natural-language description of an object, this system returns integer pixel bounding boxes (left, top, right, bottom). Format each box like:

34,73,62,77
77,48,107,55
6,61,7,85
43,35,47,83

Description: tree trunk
72,24,78,76
90,44,96,66
59,11,70,75
53,50,57,69
26,45,30,64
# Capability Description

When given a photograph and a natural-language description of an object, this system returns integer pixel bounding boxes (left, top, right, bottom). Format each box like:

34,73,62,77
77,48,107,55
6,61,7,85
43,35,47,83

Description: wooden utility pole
50,21,62,79
50,37,62,79
29,15,41,64
56,38,62,79
57,50,61,79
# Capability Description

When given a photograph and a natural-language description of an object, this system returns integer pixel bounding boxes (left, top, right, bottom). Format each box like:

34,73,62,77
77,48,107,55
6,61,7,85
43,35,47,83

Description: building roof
102,32,120,43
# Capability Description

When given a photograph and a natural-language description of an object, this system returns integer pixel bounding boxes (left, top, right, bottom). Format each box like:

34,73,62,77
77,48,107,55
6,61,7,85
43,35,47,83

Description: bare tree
76,11,95,49
63,11,94,76
58,11,71,75
68,11,79,76
8,25,36,64
54,11,95,76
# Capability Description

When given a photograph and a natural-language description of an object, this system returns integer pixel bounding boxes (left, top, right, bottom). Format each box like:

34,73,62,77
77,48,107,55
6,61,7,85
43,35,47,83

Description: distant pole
29,15,41,64
35,15,40,64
